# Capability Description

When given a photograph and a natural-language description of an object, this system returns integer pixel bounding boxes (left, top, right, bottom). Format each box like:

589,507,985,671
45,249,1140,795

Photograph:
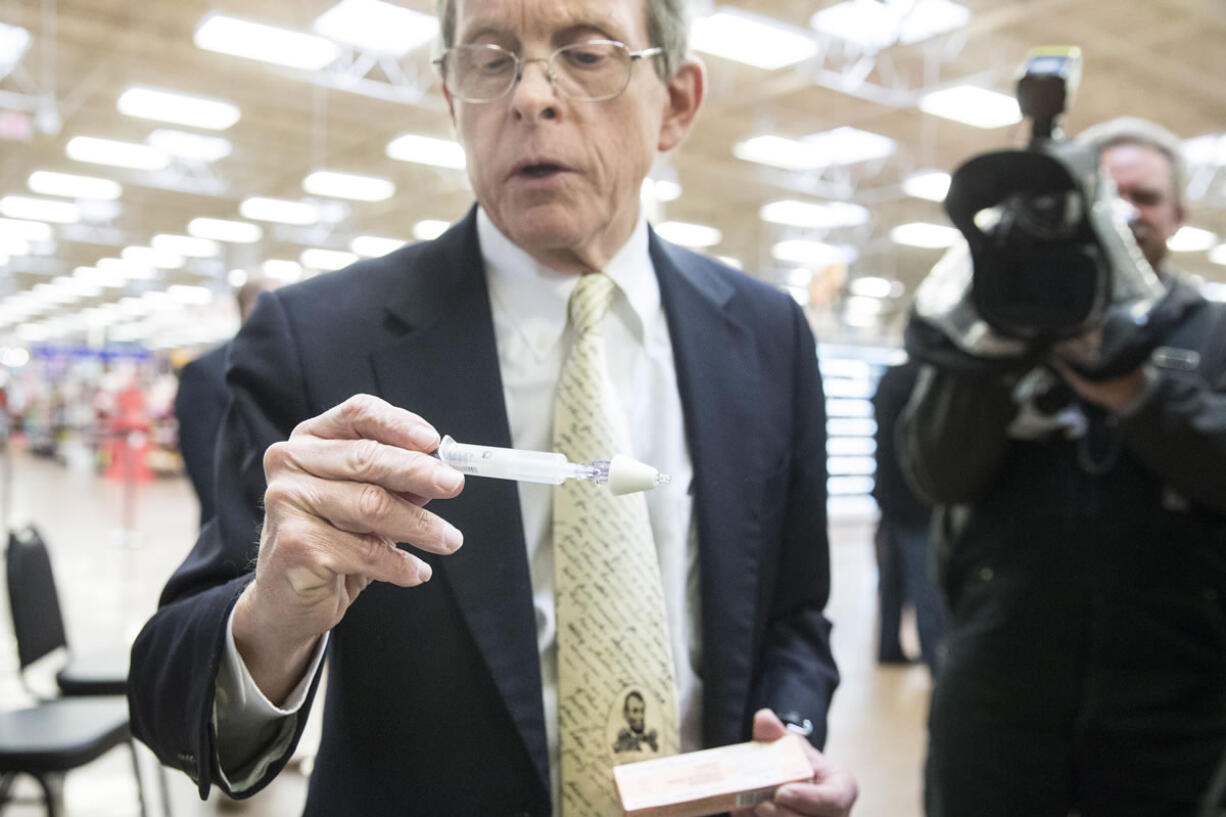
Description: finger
292,394,440,452
751,708,790,742
267,514,432,589
265,473,463,556
265,436,463,500
775,771,859,817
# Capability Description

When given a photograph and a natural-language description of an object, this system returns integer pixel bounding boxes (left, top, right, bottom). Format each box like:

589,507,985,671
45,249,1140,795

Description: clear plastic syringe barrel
436,435,583,485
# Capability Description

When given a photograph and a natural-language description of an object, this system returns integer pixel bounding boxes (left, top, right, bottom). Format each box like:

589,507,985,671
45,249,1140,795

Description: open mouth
519,163,564,178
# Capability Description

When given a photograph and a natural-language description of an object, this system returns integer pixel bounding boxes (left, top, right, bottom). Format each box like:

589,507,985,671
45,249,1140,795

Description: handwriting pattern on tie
553,273,679,817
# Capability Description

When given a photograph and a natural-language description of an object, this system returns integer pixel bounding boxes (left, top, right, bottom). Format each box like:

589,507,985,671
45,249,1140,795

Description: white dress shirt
214,207,703,806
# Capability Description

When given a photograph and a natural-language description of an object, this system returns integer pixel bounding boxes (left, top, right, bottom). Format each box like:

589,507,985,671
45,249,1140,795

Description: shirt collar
477,206,659,361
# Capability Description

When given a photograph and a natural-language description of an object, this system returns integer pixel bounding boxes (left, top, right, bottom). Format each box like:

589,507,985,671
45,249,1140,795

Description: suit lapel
369,211,550,793
651,234,765,747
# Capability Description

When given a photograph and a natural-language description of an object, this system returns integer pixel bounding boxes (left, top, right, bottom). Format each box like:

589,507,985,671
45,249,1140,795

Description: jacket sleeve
750,301,839,749
128,291,322,800
897,364,1018,506
1118,316,1226,516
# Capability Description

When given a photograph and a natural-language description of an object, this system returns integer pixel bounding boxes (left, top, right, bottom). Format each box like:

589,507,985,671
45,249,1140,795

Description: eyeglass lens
447,42,634,102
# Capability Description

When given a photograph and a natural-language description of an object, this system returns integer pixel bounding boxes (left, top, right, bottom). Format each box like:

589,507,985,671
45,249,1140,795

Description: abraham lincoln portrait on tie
128,1,857,815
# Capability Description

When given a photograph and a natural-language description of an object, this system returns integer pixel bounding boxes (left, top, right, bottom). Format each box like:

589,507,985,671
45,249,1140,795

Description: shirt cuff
211,604,329,792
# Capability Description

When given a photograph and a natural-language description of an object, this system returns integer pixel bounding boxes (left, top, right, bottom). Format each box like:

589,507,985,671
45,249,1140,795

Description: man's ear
658,57,705,153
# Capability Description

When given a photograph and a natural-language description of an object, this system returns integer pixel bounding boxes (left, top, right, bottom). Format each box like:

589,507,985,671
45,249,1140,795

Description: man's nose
510,58,559,119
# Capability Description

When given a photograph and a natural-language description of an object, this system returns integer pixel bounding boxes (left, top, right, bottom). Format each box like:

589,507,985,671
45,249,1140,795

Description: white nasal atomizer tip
607,453,667,495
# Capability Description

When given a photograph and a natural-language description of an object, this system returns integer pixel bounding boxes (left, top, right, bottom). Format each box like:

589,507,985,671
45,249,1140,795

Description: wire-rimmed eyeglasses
433,40,664,103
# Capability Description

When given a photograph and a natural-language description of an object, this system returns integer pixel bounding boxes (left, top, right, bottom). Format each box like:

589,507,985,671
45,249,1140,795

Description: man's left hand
1048,356,1149,414
729,709,858,817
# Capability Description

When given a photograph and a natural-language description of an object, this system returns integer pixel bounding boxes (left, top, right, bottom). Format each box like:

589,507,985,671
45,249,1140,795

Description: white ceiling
1,0,1224,351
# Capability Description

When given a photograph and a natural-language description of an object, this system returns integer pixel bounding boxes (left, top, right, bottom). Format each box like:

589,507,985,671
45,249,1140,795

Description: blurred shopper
901,118,1226,816
871,357,945,672
174,277,272,526
128,1,856,815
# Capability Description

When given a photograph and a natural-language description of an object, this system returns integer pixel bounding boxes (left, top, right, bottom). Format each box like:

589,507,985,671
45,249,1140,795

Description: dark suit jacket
128,210,838,817
174,343,229,525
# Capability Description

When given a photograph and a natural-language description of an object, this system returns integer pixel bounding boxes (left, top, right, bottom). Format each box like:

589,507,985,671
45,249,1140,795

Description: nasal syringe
435,435,670,495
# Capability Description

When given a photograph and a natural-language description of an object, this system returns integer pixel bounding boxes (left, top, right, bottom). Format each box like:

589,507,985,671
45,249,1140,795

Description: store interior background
0,0,1224,814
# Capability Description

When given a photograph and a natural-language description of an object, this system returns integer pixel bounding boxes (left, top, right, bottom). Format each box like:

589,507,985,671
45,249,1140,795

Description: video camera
906,47,1193,379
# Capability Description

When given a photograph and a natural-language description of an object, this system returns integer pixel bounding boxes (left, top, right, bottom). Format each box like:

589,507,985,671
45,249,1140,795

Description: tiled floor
0,439,930,816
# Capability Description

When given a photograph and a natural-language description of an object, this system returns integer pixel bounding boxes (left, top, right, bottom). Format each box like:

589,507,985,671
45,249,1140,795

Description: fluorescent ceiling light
735,127,894,171
760,199,870,228
152,233,221,258
919,85,1022,129
811,0,970,51
168,285,214,305
0,236,29,256
772,239,859,266
239,197,320,226
1210,245,1226,265
148,129,233,162
301,248,358,271
655,221,722,248
123,245,184,269
0,217,54,241
0,196,80,224
845,295,886,315
642,178,682,202
0,22,31,72
28,170,122,200
188,217,263,244
118,86,240,130
718,255,743,270
67,136,169,170
1183,134,1226,167
195,13,341,71
1203,281,1226,301
262,259,304,281
303,170,395,202
691,8,818,70
312,0,439,56
849,276,903,298
350,235,406,257
412,220,450,241
386,134,467,169
1167,225,1218,252
228,269,249,287
890,222,961,248
98,257,157,280
902,170,951,202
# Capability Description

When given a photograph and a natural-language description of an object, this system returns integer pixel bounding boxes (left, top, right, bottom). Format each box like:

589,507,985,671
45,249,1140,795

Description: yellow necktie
553,273,679,817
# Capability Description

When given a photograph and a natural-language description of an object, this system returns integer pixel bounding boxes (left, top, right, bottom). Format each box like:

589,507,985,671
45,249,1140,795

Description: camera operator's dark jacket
896,275,1226,734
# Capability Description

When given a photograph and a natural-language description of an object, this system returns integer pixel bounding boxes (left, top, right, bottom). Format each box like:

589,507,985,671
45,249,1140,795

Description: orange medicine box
613,734,812,817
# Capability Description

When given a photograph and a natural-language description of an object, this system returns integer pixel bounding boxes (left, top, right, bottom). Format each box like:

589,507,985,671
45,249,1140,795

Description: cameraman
900,117,1226,816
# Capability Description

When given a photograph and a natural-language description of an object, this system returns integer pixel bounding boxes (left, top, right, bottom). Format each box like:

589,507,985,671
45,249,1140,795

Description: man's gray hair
434,0,690,79
1077,116,1186,207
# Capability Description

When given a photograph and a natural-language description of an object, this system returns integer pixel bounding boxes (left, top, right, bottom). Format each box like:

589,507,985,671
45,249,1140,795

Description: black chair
1,526,159,816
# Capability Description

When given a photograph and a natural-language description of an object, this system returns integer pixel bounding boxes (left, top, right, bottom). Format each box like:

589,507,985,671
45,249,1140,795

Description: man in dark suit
173,278,270,526
128,1,857,815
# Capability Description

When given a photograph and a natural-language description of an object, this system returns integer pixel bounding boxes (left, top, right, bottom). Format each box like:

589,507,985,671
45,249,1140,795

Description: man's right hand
231,394,465,704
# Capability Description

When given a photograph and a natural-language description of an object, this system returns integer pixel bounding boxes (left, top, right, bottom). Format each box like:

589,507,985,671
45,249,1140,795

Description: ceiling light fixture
655,221,722,248
301,248,359,271
760,199,870,228
194,13,341,71
151,233,221,258
811,0,970,51
918,85,1022,129
0,195,80,224
772,239,859,266
735,127,894,171
350,235,407,257
890,222,961,248
262,259,304,281
118,86,241,130
148,129,234,162
0,217,54,241
312,0,439,56
67,136,169,171
239,197,320,226
188,217,263,244
1166,225,1218,252
1209,244,1226,266
303,170,395,202
902,170,952,202
28,170,122,200
412,220,450,241
386,134,467,169
691,8,818,70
